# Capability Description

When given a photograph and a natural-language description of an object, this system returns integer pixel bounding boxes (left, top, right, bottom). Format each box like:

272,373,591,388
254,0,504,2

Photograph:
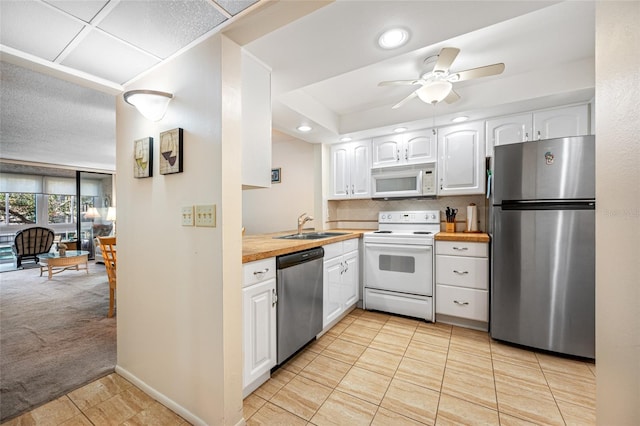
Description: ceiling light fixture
124,90,173,122
297,125,312,132
416,81,453,104
340,137,352,142
452,116,469,123
378,28,409,49
393,127,407,133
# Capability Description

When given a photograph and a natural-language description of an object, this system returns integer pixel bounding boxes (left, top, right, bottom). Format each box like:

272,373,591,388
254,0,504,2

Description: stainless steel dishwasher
276,247,324,365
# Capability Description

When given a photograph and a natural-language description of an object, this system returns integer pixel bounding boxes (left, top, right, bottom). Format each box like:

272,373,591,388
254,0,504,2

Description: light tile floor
244,309,596,426
3,308,596,425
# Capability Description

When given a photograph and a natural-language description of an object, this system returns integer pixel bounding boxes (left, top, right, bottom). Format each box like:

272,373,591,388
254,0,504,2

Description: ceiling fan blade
444,89,460,104
453,63,505,82
392,91,418,109
433,48,460,73
379,80,421,86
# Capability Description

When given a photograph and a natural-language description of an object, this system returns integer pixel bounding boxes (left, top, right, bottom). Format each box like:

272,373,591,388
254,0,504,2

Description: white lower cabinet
435,240,489,330
323,239,359,329
242,258,276,397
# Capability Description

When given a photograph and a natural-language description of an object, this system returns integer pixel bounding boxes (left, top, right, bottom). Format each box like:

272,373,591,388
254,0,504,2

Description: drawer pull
452,247,468,251
453,270,469,275
454,300,469,306
253,268,269,279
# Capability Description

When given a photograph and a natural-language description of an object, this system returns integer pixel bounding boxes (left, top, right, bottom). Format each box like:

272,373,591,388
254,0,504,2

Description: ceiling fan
379,47,505,109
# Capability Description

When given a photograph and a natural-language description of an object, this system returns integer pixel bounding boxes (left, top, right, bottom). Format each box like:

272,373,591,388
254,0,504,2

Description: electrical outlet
181,206,194,226
195,204,216,227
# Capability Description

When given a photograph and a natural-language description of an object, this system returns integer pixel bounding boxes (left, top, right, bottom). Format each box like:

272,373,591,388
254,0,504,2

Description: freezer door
493,136,595,203
491,207,595,358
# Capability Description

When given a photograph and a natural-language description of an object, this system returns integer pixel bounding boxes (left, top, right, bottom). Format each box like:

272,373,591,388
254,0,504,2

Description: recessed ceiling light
452,116,469,123
297,125,312,132
393,127,407,133
340,136,352,142
378,28,409,49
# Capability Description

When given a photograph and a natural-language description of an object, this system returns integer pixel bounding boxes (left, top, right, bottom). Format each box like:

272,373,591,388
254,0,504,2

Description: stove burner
413,231,432,235
374,230,392,234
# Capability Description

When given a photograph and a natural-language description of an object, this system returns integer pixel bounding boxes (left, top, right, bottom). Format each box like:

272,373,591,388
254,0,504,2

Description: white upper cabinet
438,121,486,196
486,104,590,157
405,129,438,165
485,113,532,157
533,104,590,141
241,52,272,188
329,140,371,200
371,134,403,167
371,128,437,168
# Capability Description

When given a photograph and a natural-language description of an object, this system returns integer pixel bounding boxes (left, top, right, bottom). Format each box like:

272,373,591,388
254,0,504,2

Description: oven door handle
364,243,432,251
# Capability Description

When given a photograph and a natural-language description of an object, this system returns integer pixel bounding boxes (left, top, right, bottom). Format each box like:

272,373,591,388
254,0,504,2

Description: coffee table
39,250,90,279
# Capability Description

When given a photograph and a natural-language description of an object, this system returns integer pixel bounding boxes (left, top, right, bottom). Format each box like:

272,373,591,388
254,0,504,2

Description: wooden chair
97,236,116,317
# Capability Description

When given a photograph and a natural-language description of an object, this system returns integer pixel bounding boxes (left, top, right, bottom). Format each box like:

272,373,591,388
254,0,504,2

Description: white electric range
363,210,440,322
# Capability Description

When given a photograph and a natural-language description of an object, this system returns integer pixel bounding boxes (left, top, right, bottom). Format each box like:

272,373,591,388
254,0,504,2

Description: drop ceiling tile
214,0,259,16
97,0,227,59
44,0,109,23
61,29,159,84
0,1,85,61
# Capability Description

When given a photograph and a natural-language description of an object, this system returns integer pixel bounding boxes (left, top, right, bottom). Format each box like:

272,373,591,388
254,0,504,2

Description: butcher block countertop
435,232,491,243
242,229,369,263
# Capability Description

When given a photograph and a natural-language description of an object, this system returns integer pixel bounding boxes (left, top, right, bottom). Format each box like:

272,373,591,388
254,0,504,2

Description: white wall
242,131,317,234
115,34,242,425
595,2,640,424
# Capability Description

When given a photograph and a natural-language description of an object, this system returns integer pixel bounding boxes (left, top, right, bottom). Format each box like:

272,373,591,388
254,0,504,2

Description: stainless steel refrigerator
491,135,595,359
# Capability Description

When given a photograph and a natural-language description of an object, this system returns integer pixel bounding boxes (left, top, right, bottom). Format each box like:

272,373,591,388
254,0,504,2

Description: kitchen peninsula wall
327,195,488,232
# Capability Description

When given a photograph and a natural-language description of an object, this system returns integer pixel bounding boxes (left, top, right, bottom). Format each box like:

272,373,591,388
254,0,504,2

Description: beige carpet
0,262,116,422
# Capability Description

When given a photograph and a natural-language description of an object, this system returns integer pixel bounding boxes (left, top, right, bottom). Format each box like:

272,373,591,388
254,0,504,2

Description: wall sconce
123,90,173,122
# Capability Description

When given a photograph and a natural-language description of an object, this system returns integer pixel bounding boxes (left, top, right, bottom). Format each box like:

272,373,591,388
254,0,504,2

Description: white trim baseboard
115,365,208,426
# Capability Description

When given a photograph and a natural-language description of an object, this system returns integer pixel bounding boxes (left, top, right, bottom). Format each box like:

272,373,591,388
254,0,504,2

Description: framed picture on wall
271,168,281,183
133,137,153,178
159,128,184,175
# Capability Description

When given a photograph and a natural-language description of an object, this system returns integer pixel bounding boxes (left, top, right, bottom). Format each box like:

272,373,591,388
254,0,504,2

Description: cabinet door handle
453,270,469,275
272,289,278,307
454,300,469,306
524,132,529,141
253,268,269,279
537,130,541,140
345,185,349,195
452,247,468,251
343,261,348,274
351,184,354,195
405,148,408,160
396,149,400,161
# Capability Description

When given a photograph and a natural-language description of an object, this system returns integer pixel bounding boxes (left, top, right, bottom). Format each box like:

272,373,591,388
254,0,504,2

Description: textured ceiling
0,0,259,85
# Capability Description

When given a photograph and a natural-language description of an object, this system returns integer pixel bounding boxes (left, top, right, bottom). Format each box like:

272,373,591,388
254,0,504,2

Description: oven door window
364,243,433,296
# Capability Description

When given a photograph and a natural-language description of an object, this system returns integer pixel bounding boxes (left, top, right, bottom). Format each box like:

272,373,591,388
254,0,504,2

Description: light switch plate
181,206,194,226
195,204,216,227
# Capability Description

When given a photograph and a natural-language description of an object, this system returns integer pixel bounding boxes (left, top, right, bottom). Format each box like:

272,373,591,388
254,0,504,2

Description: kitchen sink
274,232,349,240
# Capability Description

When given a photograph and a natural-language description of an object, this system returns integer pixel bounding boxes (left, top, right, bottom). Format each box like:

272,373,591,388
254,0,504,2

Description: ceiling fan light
416,81,453,104
124,90,173,121
378,28,409,49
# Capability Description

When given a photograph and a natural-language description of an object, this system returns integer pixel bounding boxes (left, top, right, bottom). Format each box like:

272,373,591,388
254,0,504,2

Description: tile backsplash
327,195,489,232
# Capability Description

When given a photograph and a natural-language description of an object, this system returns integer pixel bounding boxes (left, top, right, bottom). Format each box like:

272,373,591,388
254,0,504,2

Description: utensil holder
445,222,456,233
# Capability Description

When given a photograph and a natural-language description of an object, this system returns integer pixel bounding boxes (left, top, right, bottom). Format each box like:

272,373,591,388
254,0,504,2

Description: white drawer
436,241,488,258
323,242,343,260
436,284,488,322
436,255,488,290
342,238,358,253
243,257,276,288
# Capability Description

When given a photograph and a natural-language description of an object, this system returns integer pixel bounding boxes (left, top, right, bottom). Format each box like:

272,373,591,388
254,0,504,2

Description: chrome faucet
297,212,314,234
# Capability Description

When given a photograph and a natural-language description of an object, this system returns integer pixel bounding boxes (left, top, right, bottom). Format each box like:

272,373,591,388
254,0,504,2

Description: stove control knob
431,214,437,220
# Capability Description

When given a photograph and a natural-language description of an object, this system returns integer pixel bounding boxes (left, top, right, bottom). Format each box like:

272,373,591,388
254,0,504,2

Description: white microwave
371,164,437,199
